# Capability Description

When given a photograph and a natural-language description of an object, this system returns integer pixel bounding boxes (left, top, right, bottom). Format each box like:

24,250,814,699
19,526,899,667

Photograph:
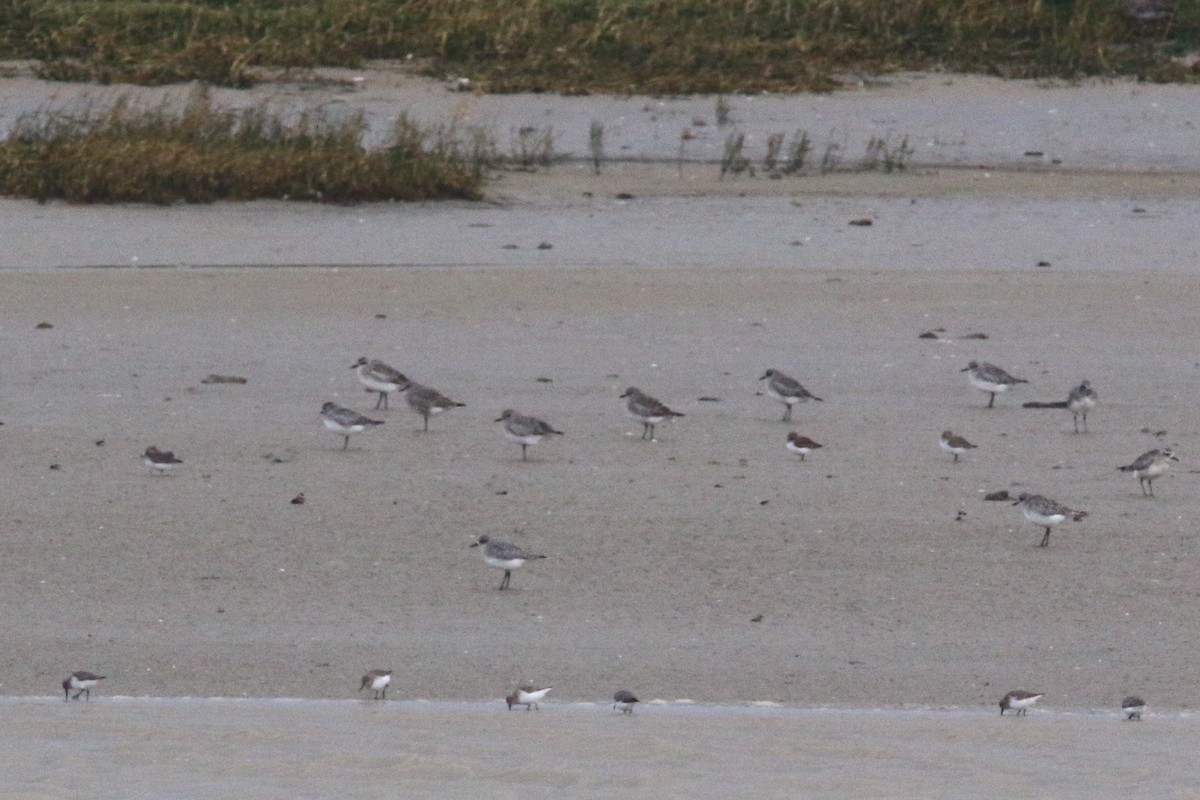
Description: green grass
0,88,487,204
0,0,1195,91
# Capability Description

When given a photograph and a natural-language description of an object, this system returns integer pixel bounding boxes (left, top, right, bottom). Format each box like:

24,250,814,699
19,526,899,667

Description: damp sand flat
2,698,1194,800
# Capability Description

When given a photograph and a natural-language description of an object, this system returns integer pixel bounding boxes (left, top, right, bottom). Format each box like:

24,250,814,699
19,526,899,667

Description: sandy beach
2,66,1200,796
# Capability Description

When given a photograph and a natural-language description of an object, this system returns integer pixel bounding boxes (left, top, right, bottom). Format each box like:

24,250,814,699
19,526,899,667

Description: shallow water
2,698,1192,799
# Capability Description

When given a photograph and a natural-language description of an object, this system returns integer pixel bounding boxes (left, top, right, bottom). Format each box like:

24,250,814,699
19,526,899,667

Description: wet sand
2,68,1200,796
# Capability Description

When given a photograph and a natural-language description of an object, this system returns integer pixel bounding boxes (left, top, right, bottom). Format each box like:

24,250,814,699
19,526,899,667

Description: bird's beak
494,417,504,423
959,366,971,372
469,542,480,548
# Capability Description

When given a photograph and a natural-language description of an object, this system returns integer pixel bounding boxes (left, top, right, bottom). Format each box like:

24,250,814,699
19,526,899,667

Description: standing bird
359,669,392,700
320,401,384,450
939,430,977,462
62,671,106,701
999,690,1044,716
759,369,823,421
1121,696,1146,721
613,689,640,714
1066,380,1098,433
506,686,551,711
620,387,685,440
785,432,823,461
470,535,546,590
351,357,409,410
402,381,465,432
496,409,564,461
1014,493,1088,547
142,445,183,474
961,361,1028,408
1118,449,1178,497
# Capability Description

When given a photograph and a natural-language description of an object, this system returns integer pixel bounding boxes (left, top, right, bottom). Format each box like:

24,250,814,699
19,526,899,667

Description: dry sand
2,68,1200,796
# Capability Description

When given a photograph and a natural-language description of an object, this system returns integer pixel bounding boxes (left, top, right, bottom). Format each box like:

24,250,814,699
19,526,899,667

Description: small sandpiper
496,409,564,461
142,445,183,474
1121,695,1146,720
1000,690,1044,716
1014,493,1088,547
470,534,546,590
351,357,409,410
62,671,106,701
961,361,1028,408
1118,448,1178,497
785,432,823,461
506,686,551,711
613,689,640,714
1066,380,1097,433
939,430,977,462
620,387,684,440
759,369,823,421
402,381,465,431
320,401,384,450
359,669,392,700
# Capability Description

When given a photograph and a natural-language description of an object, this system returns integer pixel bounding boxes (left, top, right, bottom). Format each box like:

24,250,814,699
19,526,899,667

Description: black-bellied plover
351,357,409,410
961,361,1028,408
759,369,822,421
1066,380,1097,433
1121,695,1146,720
999,690,1043,716
402,381,465,431
470,535,545,590
142,445,183,474
620,387,684,440
496,409,564,461
62,671,105,701
785,432,823,461
320,401,384,450
506,686,551,711
1118,448,1178,497
940,430,977,462
1014,493,1088,547
359,669,392,700
613,689,639,714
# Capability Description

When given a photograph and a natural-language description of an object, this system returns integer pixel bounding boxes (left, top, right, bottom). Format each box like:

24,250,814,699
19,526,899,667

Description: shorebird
351,357,408,410
320,401,384,450
759,369,823,421
1066,380,1097,433
1121,695,1146,721
496,409,564,461
359,669,392,700
961,361,1028,408
620,387,684,440
142,445,183,474
1014,493,1088,547
939,430,976,462
402,381,465,431
470,534,545,590
1118,448,1178,497
62,671,105,701
785,432,823,461
613,689,639,714
1000,690,1044,716
506,686,551,711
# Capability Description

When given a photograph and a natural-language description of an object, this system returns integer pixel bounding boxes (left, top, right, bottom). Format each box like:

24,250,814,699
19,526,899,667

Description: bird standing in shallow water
613,689,639,714
1000,690,1043,716
506,686,551,710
